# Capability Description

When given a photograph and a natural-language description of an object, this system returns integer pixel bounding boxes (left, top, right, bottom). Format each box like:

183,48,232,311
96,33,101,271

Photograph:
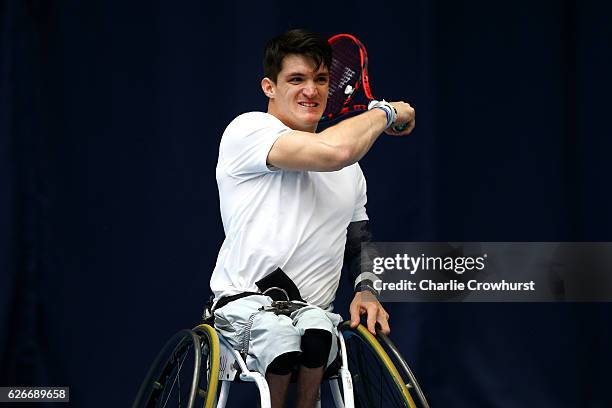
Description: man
210,29,415,408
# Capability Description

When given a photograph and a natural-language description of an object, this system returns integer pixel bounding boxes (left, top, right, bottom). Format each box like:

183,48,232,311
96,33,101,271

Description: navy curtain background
2,0,611,406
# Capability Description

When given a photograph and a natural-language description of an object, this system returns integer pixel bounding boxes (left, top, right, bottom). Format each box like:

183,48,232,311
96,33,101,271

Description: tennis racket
321,33,409,132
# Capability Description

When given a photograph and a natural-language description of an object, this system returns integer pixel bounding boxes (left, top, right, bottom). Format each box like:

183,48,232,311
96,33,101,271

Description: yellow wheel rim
341,322,417,408
192,324,220,408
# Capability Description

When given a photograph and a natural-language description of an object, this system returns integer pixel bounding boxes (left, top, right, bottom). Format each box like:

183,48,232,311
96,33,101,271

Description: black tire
133,325,219,408
340,322,417,408
376,331,430,408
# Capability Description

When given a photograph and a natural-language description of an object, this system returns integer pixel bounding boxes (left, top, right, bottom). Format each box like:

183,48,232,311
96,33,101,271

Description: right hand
385,101,415,136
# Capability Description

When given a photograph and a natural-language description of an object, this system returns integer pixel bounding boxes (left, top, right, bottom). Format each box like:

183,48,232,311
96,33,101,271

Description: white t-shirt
210,112,368,309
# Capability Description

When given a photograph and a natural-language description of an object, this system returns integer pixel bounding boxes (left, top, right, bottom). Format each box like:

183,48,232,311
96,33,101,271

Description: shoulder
218,112,292,176
221,112,290,149
225,111,287,133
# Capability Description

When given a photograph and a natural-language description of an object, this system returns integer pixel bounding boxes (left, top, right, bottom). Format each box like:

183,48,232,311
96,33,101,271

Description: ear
261,77,276,99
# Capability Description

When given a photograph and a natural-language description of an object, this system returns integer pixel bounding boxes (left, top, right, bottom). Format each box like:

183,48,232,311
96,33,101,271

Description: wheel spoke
133,327,219,408
161,345,191,408
342,324,415,408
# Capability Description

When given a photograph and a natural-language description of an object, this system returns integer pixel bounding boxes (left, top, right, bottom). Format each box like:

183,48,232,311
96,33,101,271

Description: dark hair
263,29,332,82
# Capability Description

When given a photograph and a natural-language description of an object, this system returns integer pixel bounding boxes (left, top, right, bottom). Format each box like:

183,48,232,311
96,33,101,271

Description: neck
267,102,317,133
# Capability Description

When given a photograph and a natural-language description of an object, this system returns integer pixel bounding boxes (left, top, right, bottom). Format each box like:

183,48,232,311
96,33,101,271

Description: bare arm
267,102,415,172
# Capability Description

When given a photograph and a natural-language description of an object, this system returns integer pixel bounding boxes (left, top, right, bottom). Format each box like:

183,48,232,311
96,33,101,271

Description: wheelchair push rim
376,331,430,408
132,325,219,408
340,322,418,408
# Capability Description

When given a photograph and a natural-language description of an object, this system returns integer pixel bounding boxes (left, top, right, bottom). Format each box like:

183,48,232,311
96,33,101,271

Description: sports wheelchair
133,303,429,408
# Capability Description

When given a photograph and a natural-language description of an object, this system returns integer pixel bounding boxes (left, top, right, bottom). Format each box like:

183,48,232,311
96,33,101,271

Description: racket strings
324,38,364,118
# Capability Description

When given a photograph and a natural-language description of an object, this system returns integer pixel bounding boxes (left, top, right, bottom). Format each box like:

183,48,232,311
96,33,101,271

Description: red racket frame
322,33,377,121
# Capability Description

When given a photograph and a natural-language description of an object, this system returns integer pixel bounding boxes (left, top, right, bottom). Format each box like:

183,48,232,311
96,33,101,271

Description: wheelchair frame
133,321,428,408
213,324,353,408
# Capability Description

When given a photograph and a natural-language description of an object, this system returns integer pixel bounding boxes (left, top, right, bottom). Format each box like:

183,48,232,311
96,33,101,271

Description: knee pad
300,329,332,369
267,351,300,375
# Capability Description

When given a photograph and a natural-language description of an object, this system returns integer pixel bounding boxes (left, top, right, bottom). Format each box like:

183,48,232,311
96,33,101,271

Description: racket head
321,34,376,123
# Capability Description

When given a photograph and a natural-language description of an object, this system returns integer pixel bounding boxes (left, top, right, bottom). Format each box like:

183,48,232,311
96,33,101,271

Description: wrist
370,106,389,127
355,279,381,299
368,100,397,129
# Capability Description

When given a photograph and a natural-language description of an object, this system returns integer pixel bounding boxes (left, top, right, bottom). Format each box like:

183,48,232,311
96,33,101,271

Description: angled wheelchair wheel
340,322,419,408
133,324,219,408
376,331,430,408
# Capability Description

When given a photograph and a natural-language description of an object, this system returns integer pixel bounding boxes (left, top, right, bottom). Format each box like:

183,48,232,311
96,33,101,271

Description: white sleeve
219,112,292,178
352,163,369,222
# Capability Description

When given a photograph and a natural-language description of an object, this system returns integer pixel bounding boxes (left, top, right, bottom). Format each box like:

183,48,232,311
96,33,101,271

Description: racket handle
392,122,408,132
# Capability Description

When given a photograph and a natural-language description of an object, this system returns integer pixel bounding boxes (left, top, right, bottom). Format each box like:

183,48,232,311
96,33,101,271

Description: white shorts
213,295,342,375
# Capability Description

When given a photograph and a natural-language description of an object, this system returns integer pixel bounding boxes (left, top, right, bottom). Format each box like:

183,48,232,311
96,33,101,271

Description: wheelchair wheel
340,322,417,408
133,324,219,408
376,331,429,408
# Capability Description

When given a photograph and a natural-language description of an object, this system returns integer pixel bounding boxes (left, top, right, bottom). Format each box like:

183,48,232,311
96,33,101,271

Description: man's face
264,54,329,132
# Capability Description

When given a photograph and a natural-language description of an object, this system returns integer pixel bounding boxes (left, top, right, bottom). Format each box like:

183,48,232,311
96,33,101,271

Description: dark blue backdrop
2,0,611,407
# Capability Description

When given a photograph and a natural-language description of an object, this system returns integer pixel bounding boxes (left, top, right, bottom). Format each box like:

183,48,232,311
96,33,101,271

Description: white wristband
368,99,397,129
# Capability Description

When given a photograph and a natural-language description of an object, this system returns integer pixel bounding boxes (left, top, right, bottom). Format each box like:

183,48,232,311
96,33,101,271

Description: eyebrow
285,72,329,77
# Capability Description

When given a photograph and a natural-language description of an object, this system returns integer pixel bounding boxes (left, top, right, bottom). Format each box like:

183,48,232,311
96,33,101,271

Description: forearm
344,221,381,297
319,108,388,167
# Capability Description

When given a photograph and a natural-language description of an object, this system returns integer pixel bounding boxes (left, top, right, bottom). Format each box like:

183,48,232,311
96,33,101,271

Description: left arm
349,291,390,335
344,220,390,335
